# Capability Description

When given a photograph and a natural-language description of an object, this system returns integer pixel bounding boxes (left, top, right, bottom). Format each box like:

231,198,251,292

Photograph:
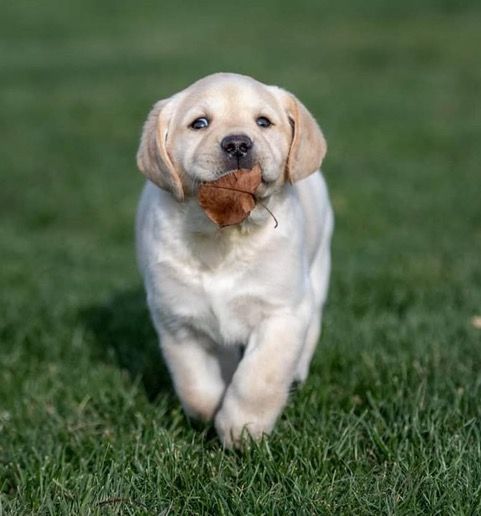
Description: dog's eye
256,116,272,128
190,117,209,130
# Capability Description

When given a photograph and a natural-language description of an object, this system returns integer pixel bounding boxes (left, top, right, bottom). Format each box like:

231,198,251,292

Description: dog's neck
172,189,287,270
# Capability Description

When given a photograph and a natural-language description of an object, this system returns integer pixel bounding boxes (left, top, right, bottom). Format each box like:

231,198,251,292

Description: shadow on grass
80,287,222,445
81,286,173,402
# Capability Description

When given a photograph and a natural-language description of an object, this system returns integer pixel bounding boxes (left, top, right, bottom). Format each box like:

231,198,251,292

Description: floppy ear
274,89,327,183
136,98,184,201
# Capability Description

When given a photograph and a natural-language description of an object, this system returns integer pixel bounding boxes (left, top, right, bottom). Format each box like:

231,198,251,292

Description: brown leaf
198,164,262,227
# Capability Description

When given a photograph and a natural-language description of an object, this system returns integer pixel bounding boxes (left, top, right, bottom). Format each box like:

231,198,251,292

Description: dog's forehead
179,74,279,113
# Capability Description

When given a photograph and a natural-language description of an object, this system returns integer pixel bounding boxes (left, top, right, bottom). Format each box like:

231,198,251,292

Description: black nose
220,134,253,158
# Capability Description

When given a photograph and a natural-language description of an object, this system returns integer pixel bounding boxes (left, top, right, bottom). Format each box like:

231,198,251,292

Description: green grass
1,0,481,513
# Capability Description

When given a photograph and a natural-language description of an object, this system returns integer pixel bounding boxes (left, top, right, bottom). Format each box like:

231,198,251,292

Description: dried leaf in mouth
198,164,262,227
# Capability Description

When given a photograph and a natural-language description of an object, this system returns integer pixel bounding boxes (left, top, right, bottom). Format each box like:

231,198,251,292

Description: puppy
136,73,333,447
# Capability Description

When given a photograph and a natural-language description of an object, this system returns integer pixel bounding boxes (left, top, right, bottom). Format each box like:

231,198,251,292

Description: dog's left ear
271,87,327,183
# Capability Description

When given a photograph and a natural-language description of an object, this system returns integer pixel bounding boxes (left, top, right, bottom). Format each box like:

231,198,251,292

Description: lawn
1,0,481,513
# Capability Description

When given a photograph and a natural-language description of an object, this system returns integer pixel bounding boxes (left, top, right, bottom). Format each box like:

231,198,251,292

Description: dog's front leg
160,328,239,422
215,314,306,448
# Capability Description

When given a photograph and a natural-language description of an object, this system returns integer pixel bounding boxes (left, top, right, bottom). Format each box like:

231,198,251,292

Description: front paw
214,405,273,449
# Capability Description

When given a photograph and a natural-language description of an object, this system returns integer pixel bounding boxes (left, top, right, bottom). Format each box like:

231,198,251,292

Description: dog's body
136,73,333,447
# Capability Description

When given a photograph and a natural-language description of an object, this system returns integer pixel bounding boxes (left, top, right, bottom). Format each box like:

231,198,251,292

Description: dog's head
137,73,326,201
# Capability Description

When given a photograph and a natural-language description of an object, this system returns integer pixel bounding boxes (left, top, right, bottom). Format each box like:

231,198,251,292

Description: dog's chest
146,218,304,345
203,271,265,343
159,260,268,344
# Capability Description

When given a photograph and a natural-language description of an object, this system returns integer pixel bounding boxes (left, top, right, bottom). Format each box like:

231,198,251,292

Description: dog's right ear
136,97,184,201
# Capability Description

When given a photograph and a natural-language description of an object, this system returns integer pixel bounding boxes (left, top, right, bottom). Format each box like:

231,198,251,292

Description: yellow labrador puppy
136,73,333,447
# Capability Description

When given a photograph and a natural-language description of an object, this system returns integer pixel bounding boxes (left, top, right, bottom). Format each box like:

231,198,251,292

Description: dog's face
137,73,326,201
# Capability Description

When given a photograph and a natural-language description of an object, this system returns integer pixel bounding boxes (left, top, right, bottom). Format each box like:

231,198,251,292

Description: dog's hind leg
295,311,322,384
294,207,333,383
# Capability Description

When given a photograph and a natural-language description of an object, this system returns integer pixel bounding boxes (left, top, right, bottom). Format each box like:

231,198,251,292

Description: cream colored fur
136,73,333,447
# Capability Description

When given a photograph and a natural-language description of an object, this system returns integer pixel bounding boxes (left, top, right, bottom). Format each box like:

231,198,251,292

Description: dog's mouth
222,153,254,174
197,164,278,228
214,163,273,188
197,165,261,227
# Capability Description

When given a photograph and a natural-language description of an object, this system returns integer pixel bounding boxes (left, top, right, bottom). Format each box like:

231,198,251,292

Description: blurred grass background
1,0,481,513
